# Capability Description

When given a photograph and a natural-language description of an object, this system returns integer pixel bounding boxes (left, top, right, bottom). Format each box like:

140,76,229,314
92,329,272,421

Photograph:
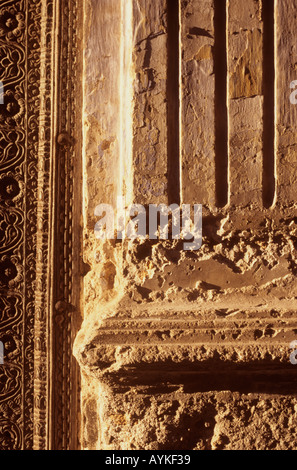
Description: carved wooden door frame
0,0,82,450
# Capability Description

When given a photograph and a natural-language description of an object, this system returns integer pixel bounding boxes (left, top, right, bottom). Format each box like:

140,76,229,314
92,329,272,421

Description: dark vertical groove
262,0,275,208
214,0,228,208
167,0,180,205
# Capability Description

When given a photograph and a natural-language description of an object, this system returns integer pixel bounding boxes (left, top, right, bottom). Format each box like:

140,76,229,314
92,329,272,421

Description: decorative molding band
0,0,82,450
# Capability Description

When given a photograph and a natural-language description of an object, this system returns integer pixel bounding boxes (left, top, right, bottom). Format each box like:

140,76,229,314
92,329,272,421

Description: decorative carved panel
0,0,82,450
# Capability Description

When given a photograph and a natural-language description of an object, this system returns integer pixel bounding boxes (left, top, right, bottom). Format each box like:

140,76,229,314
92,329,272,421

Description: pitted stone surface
75,0,297,450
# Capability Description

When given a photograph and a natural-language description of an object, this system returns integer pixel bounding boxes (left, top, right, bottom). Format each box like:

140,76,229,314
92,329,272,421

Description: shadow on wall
110,360,297,396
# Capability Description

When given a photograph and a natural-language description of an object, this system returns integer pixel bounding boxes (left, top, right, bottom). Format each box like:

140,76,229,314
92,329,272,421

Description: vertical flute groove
167,0,181,205
214,0,228,208
262,0,276,208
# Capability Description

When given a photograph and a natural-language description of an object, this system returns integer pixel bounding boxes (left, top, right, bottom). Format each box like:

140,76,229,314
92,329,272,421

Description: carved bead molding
0,0,82,450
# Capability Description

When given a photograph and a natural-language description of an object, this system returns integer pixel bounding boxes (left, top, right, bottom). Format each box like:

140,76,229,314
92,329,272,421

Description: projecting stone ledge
74,309,297,450
74,308,297,384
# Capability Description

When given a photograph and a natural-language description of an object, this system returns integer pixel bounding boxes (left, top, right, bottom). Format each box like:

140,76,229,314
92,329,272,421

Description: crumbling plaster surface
83,386,297,450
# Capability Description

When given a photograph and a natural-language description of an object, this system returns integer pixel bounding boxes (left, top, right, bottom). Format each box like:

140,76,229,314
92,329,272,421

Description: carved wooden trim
0,0,82,450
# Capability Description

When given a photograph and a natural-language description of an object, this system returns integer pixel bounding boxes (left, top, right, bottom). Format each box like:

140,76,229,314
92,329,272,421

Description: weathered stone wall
74,0,297,450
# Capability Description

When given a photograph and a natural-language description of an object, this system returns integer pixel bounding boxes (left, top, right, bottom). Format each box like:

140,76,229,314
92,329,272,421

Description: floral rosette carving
0,2,25,43
0,171,24,205
0,255,22,289
0,88,25,126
